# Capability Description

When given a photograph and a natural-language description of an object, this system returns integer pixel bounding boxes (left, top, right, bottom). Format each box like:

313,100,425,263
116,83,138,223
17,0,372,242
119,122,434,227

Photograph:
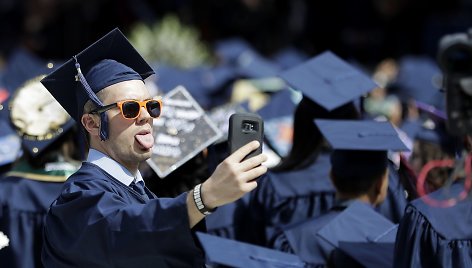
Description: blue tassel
74,56,109,140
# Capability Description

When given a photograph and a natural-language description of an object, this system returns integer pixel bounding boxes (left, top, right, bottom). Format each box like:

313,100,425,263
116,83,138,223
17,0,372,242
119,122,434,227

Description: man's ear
81,114,100,137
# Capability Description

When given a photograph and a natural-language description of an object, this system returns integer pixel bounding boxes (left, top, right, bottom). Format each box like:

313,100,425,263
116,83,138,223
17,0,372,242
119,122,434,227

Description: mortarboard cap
146,86,223,178
9,75,75,157
393,56,445,110
315,119,409,152
214,38,254,64
1,47,56,94
401,118,461,154
334,242,395,268
271,47,309,70
279,51,378,111
317,201,397,247
315,119,409,181
236,50,281,79
40,28,154,140
196,232,305,268
155,64,236,109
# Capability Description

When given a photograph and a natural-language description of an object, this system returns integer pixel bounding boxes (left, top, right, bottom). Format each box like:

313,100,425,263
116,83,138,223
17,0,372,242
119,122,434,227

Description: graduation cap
317,201,397,247
315,119,409,181
196,232,305,268
8,75,76,157
315,119,409,152
1,47,56,94
316,203,397,267
271,47,309,70
40,28,155,141
401,118,461,154
155,64,236,109
393,56,445,110
279,51,378,111
335,242,395,268
236,50,281,79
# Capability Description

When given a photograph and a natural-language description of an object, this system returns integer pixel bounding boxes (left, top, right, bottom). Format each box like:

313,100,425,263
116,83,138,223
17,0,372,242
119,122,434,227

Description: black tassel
74,56,109,141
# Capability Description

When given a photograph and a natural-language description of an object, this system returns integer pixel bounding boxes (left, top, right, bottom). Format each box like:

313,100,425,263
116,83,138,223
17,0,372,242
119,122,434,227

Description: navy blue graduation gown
274,201,397,267
205,193,250,241
42,162,205,267
376,161,408,224
0,168,68,268
394,181,472,268
272,207,343,267
247,153,337,246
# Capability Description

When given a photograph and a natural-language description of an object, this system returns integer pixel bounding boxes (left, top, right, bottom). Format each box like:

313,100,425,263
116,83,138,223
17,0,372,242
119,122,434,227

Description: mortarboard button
279,51,378,111
196,232,305,268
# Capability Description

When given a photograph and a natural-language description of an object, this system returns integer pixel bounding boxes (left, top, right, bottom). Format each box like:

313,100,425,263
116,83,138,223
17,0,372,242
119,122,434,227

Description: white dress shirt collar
86,148,144,186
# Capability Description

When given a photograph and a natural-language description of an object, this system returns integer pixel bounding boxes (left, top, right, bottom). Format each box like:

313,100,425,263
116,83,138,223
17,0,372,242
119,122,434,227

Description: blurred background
1,0,471,68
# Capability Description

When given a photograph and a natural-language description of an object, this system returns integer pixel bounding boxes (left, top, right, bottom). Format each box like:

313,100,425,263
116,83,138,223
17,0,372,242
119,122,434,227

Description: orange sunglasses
90,99,162,119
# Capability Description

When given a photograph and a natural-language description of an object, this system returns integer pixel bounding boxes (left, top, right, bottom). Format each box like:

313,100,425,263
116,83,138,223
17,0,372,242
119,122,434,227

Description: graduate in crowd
0,76,80,268
40,28,267,267
393,30,472,268
246,50,407,247
272,119,408,267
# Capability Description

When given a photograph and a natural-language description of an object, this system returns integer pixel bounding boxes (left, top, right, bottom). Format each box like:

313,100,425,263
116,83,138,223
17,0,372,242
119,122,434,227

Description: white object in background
0,231,9,250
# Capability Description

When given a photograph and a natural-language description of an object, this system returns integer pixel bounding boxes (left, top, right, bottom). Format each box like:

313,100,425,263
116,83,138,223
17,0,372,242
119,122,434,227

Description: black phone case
228,113,264,160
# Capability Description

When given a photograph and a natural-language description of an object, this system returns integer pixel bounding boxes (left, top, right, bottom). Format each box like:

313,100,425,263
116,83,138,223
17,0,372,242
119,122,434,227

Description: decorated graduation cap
315,119,409,182
279,50,378,111
196,232,305,268
9,75,75,157
41,28,155,141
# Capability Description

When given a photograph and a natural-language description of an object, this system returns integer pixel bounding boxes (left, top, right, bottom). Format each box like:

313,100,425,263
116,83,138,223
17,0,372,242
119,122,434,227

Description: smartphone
228,113,264,160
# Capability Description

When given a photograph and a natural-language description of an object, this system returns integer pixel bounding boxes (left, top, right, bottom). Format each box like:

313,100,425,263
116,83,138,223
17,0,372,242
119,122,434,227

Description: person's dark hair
409,139,456,193
330,150,388,196
271,97,361,172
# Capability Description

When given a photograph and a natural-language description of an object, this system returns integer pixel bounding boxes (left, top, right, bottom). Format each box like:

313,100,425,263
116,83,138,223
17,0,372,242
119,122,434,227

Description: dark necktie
130,180,148,200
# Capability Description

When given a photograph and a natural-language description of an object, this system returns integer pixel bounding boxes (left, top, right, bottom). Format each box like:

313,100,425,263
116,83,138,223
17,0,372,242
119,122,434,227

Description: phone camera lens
243,123,254,131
